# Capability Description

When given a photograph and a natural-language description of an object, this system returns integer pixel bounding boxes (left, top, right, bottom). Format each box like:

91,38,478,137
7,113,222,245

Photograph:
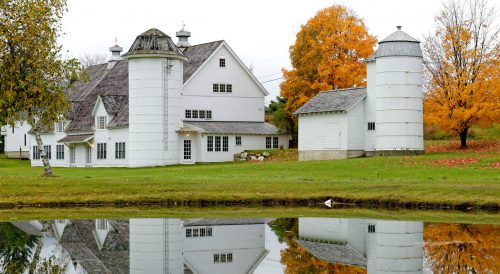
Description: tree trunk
28,222,50,274
459,127,468,148
28,117,53,176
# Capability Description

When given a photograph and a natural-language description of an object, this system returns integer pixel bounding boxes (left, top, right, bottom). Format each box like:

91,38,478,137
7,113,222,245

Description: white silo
374,26,424,155
129,218,183,274
123,28,186,167
373,220,423,274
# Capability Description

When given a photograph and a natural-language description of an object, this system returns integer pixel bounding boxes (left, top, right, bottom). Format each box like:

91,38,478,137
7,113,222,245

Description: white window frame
97,219,108,230
220,84,226,93
266,137,272,149
115,142,125,159
56,144,65,160
207,110,212,119
368,224,376,233
219,57,226,68
85,146,92,165
185,110,192,119
222,136,229,152
226,84,232,93
70,147,76,164
207,136,214,152
97,143,107,159
33,146,40,160
273,136,279,149
368,122,376,131
235,136,242,146
213,83,219,93
186,228,192,238
44,145,52,160
56,120,65,133
96,116,107,130
215,136,221,152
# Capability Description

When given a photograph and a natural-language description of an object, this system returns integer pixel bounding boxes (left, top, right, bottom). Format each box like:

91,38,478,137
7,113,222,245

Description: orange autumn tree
280,5,376,117
423,0,500,148
424,223,500,273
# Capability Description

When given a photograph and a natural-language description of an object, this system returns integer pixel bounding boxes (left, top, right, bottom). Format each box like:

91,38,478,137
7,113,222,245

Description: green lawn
0,148,498,210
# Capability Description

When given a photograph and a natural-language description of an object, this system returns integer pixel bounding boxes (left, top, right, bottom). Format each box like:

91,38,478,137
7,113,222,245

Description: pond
0,216,498,273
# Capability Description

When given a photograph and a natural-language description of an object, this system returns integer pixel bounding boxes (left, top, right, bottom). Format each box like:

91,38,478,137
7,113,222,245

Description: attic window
56,120,65,133
368,224,376,233
97,219,108,230
97,116,107,130
219,58,226,67
368,122,375,131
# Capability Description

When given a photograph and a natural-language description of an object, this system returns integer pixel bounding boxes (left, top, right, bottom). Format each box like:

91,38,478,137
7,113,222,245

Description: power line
260,77,283,84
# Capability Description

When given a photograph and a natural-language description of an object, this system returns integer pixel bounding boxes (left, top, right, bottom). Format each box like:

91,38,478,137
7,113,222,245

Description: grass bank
0,141,498,210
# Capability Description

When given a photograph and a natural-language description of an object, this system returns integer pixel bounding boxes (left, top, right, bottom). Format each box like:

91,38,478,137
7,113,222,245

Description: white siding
365,61,377,151
182,44,265,122
3,121,31,155
375,56,423,151
346,100,365,150
298,113,347,151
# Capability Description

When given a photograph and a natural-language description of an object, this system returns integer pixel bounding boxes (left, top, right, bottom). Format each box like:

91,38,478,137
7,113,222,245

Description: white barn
294,27,424,160
297,217,424,273
3,27,288,167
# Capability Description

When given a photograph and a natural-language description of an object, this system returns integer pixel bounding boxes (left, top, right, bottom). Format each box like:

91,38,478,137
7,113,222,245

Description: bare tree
79,53,108,68
423,0,499,148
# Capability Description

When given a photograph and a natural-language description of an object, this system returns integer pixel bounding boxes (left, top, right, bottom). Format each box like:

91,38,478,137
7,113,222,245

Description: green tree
267,97,296,146
0,222,37,273
0,0,81,175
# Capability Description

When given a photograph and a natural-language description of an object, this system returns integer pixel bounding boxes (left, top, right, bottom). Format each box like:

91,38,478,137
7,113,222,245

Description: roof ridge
324,86,367,93
189,40,224,47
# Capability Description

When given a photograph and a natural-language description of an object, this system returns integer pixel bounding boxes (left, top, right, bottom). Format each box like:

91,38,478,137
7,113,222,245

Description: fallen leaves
425,140,500,153
426,158,480,167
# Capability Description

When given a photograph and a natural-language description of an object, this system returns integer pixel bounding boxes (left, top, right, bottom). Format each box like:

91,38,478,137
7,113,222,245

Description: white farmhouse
294,27,424,160
4,27,288,167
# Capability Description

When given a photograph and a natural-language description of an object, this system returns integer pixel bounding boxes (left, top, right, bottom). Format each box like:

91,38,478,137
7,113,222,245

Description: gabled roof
293,87,366,115
179,121,281,135
182,40,224,82
295,239,367,267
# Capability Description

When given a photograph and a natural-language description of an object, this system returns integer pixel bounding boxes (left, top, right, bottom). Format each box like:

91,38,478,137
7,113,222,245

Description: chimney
176,24,191,51
108,39,123,69
396,25,402,30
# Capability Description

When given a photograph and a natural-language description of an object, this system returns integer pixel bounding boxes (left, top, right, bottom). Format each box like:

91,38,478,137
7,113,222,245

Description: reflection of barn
11,218,268,274
296,218,424,273
130,218,268,274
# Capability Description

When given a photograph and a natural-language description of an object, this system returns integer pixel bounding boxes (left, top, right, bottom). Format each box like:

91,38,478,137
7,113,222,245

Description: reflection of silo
375,26,424,155
374,220,423,273
129,218,183,274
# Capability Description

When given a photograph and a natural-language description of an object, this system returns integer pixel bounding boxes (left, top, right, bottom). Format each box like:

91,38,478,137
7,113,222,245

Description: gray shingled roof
182,40,223,82
180,121,280,135
57,134,94,143
293,87,366,115
184,218,266,226
64,40,224,133
122,28,185,59
295,239,367,267
377,29,422,58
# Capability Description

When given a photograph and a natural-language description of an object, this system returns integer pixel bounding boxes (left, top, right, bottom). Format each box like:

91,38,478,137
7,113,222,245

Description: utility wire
260,77,283,84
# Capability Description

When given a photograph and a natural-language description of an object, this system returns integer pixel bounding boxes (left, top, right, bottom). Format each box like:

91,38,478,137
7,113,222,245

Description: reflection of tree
0,222,37,273
272,218,366,274
424,223,500,273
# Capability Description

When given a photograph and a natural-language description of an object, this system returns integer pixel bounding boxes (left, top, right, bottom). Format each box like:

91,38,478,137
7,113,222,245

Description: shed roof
295,239,367,267
57,134,94,143
179,121,281,135
293,87,366,115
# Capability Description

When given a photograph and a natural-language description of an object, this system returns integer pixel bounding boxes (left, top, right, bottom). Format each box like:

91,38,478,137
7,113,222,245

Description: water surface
0,217,498,273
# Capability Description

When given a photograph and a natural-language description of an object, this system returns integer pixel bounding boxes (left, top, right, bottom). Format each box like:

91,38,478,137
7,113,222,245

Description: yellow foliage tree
423,0,499,147
280,5,377,114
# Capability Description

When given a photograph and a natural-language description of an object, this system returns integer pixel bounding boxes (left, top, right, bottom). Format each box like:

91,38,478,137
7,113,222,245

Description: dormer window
97,116,107,130
219,58,226,67
56,120,65,133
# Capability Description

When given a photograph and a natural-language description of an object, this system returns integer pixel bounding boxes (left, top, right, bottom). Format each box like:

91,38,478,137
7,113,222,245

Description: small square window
220,84,226,93
213,83,219,92
193,228,199,237
236,136,242,146
207,227,213,236
220,254,226,263
219,58,226,67
186,229,192,238
185,110,192,119
199,110,206,119
368,122,375,131
200,228,206,237
192,110,199,119
368,224,376,233
226,84,232,93
207,111,212,119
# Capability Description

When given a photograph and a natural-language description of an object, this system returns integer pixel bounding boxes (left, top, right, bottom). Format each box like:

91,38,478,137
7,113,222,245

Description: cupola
176,24,191,51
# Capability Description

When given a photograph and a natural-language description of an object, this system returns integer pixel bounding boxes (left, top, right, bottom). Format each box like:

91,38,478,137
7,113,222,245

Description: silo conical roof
123,28,186,59
376,27,422,58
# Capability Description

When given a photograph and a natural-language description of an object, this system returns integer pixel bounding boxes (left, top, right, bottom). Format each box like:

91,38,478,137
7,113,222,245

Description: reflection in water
0,218,497,273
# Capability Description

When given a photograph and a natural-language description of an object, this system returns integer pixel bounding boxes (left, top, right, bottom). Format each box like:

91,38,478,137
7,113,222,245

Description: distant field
0,140,498,211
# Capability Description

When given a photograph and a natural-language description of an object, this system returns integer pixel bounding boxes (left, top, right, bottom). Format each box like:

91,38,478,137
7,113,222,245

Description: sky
60,0,447,103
